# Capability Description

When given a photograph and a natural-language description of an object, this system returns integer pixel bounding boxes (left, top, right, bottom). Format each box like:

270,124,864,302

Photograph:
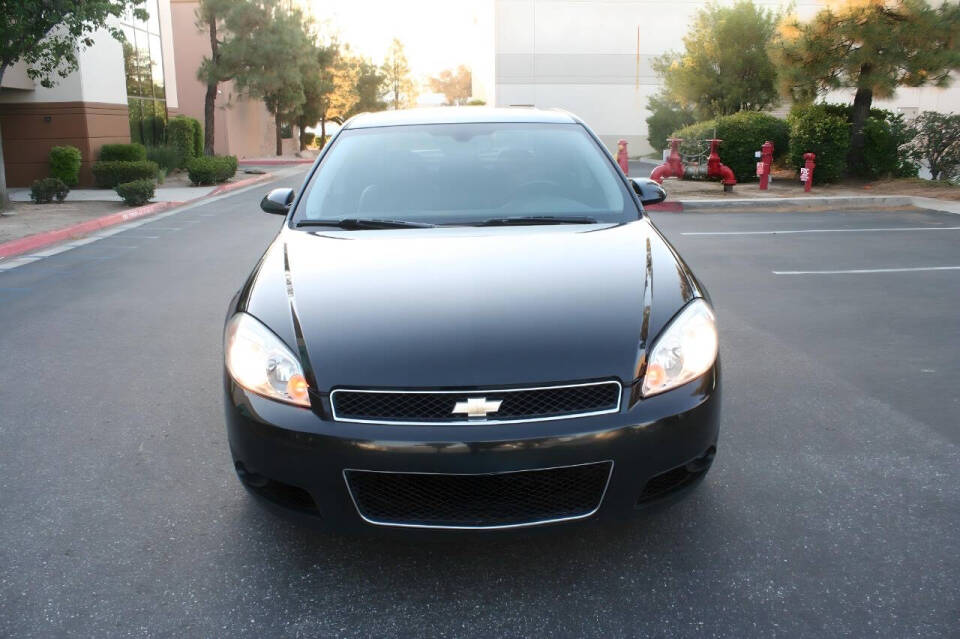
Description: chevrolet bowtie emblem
453,397,503,418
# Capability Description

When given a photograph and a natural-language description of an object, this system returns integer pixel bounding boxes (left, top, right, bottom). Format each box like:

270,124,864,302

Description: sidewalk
638,172,960,215
0,171,276,260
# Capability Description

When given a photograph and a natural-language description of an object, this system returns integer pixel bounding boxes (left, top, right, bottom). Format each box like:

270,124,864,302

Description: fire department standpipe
801,152,816,192
757,140,774,190
616,139,630,175
650,138,737,192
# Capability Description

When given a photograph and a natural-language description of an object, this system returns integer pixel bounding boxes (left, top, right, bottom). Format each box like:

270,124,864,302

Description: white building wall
158,0,179,109
494,0,958,157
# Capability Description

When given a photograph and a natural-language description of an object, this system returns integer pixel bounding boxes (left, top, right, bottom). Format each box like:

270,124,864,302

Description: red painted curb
0,172,274,261
645,202,684,212
238,159,314,166
209,173,272,196
0,201,180,259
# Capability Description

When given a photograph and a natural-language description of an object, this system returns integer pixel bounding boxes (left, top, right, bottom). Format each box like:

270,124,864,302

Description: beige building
0,0,180,186
0,0,287,188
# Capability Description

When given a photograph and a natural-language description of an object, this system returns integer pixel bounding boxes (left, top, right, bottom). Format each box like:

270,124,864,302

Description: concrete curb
648,195,960,215
0,173,273,260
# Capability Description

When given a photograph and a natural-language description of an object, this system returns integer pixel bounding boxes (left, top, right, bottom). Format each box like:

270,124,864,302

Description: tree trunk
275,110,283,157
0,66,9,212
203,82,217,156
297,117,306,152
847,73,873,177
203,16,219,156
320,118,326,148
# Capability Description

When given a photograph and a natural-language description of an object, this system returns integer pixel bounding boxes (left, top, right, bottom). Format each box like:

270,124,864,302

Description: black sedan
224,108,719,533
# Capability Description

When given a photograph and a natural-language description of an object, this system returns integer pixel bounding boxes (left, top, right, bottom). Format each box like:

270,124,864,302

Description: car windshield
293,122,637,226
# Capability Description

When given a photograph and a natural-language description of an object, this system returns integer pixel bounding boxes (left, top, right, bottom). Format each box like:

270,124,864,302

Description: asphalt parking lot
1,178,958,637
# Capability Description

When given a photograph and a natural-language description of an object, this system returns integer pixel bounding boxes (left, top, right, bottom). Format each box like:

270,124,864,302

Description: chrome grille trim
329,380,623,425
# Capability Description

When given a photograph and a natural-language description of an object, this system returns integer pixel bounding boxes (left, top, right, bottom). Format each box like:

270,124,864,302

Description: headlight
642,299,718,397
224,312,310,407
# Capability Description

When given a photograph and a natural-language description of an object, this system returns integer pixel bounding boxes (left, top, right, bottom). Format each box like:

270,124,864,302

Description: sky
307,0,487,80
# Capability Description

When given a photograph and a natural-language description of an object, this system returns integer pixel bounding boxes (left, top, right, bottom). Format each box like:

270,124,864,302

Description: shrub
804,103,916,178
48,145,82,186
92,160,159,188
191,118,203,157
302,131,316,147
115,179,156,206
670,111,790,182
186,155,237,185
166,116,202,168
99,143,147,162
146,144,181,173
30,177,70,203
860,116,901,179
903,111,960,181
787,105,850,183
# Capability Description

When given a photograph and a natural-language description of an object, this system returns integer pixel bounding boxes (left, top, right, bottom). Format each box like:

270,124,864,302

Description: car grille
330,381,621,424
344,461,613,529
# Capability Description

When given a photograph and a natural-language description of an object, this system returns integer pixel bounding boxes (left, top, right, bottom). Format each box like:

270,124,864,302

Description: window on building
120,0,167,146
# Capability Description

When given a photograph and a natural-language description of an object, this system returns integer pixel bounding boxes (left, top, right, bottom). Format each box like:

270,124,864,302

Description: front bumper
224,368,720,533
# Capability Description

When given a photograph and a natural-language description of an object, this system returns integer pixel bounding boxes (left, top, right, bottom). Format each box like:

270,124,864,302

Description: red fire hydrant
757,140,774,190
801,152,816,192
616,139,629,175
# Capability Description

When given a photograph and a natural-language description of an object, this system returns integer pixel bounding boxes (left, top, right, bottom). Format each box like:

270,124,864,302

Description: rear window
294,122,636,225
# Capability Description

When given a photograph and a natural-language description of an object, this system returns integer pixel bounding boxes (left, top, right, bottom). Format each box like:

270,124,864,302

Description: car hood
242,220,699,391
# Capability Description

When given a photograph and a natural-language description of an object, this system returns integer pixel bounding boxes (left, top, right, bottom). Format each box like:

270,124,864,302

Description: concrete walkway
8,185,218,203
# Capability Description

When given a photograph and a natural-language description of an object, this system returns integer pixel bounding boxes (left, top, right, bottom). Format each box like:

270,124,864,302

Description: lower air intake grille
345,461,613,529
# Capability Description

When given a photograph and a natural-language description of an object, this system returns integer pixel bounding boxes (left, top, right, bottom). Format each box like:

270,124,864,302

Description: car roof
344,107,580,129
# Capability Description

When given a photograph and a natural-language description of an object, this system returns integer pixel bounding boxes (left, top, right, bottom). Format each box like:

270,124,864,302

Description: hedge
787,105,850,183
115,179,156,206
146,144,181,173
30,177,70,203
100,143,147,162
186,155,237,185
167,116,202,168
91,160,159,188
810,103,915,178
48,146,82,186
670,112,789,183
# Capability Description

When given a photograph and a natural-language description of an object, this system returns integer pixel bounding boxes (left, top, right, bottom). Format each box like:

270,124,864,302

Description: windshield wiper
475,216,598,226
296,218,436,229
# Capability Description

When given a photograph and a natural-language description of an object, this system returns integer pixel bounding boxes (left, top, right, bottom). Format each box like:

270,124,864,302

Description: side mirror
260,188,295,215
630,178,667,206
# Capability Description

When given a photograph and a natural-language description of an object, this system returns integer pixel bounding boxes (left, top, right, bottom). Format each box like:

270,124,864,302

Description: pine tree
772,0,960,175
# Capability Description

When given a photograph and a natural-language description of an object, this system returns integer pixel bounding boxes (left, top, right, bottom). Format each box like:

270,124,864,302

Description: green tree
381,38,417,110
232,1,313,156
772,0,960,176
0,0,147,208
348,59,387,117
652,1,780,120
297,42,358,150
429,65,472,105
904,112,960,181
194,0,250,156
645,92,695,152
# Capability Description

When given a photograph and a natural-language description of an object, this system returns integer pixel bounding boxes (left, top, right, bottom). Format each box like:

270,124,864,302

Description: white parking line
773,266,960,275
683,226,960,236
